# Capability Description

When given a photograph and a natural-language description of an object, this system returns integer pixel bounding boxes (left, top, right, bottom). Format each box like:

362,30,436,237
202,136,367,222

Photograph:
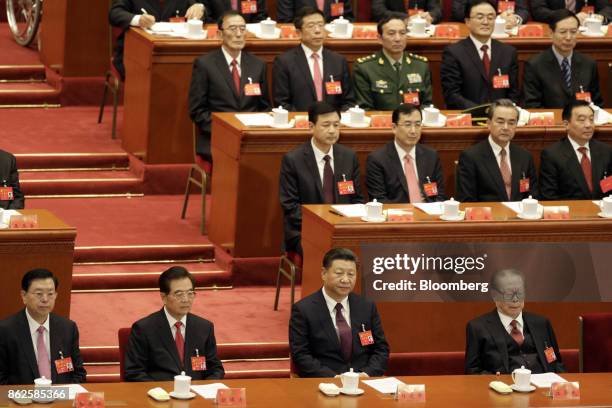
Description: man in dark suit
523,10,603,109
0,269,86,385
371,0,442,24
109,0,205,79
279,102,363,255
204,0,267,23
457,99,538,202
277,0,354,23
465,269,565,374
441,0,519,109
366,103,445,203
290,248,389,377
452,0,529,26
540,100,612,200
531,0,612,24
272,7,355,112
124,266,224,381
0,149,24,209
189,11,271,161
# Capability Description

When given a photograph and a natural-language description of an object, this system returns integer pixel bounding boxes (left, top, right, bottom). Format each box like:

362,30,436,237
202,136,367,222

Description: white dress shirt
301,44,324,83
164,306,187,340
394,141,419,180
221,47,242,76
26,308,50,362
488,135,512,171
568,136,591,163
321,287,351,332
311,138,334,185
470,35,492,60
498,310,524,336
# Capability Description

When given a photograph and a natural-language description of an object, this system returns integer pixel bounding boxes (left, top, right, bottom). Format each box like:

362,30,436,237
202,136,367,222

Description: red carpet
0,23,41,65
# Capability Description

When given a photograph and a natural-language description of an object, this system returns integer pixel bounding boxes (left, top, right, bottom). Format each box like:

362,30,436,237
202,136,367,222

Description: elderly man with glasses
464,269,565,374
124,266,224,381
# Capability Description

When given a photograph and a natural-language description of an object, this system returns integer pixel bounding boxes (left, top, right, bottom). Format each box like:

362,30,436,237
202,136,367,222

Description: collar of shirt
469,35,492,57
221,47,241,70
163,306,187,331
26,308,50,337
567,135,590,160
488,135,512,166
382,49,402,68
551,46,572,67
311,137,334,165
321,287,350,318
301,43,323,61
498,310,524,335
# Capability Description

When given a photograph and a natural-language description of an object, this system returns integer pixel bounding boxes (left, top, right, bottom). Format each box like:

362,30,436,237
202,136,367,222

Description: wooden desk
209,111,612,258
122,25,612,164
301,201,612,352
0,210,76,319
3,374,612,406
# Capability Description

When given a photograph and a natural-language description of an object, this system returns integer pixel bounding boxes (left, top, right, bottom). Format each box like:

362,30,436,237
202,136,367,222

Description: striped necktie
561,58,571,89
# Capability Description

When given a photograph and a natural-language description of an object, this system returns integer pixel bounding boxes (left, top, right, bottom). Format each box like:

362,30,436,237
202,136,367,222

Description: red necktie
231,0,238,10
316,0,325,11
335,303,352,362
175,321,185,365
36,326,51,379
578,146,593,192
510,320,524,347
311,53,323,101
231,59,241,96
323,155,335,204
404,154,422,203
500,148,512,200
481,44,490,77
159,0,166,11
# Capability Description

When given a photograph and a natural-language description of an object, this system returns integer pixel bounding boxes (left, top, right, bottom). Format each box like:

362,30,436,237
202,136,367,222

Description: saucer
492,32,510,38
581,31,605,37
32,397,54,404
0,223,8,229
517,212,542,220
169,391,196,400
510,384,536,393
598,211,612,219
341,117,371,128
183,32,207,40
255,28,281,39
270,119,295,129
361,216,386,223
422,117,446,127
439,211,465,221
407,31,431,38
339,387,364,396
325,23,354,39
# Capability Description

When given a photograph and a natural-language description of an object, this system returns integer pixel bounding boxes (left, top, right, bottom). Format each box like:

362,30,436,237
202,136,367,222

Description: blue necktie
561,58,571,89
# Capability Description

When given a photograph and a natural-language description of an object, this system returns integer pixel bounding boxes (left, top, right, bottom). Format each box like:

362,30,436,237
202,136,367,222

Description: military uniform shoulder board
409,53,428,62
357,54,376,64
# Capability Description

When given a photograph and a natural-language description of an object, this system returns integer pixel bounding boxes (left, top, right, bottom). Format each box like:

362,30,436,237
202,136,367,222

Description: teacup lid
175,371,191,380
35,376,52,385
343,368,359,377
367,198,383,207
350,104,363,112
513,365,531,374
262,17,276,24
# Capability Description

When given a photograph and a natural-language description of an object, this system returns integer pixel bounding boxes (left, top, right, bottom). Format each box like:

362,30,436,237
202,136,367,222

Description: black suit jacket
109,0,200,78
465,310,565,374
366,141,445,203
452,0,529,22
539,137,612,200
289,290,389,377
523,48,603,109
371,0,442,23
531,0,612,23
124,308,224,381
0,149,24,210
188,49,271,159
441,38,519,109
0,310,86,385
277,0,354,23
272,47,355,112
457,139,538,202
203,0,267,23
279,142,363,253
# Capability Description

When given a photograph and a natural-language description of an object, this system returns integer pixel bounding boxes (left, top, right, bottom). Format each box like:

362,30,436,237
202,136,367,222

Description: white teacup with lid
601,196,612,216
365,199,383,220
333,16,349,36
410,15,427,36
349,105,365,124
173,371,191,397
585,15,602,35
511,366,531,390
520,196,539,217
494,16,506,36
340,368,360,391
423,105,439,124
260,17,277,36
187,19,203,37
443,197,459,218
272,106,289,126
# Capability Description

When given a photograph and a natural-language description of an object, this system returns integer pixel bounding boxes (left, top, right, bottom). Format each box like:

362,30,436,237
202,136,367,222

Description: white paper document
1,209,20,226
362,377,405,394
502,201,522,214
412,202,443,216
330,204,366,217
53,384,88,400
235,113,273,127
530,372,567,388
191,383,229,399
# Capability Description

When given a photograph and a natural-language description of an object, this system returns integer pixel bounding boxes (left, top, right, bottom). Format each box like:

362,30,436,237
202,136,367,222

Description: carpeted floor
0,23,41,65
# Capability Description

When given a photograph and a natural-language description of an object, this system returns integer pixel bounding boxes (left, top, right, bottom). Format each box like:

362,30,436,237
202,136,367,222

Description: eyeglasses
494,289,525,302
29,291,57,300
223,25,247,33
470,13,496,22
170,290,196,299
396,121,422,129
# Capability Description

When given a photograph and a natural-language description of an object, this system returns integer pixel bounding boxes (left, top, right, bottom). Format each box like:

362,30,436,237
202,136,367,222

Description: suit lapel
215,50,240,103
304,143,324,201
183,314,196,370
485,311,510,373
297,47,318,101
314,291,342,351
18,311,39,379
462,39,488,82
523,313,548,371
481,142,508,199
562,138,591,195
509,144,523,199
387,142,408,195
333,147,345,202
156,309,183,371
348,294,362,356
590,141,604,194
49,315,62,382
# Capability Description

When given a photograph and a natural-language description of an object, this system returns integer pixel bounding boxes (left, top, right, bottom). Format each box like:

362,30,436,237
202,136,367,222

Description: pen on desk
141,8,148,15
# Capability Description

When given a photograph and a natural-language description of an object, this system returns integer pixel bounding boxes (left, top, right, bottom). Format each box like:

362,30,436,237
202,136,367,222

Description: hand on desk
139,14,156,29
186,4,205,20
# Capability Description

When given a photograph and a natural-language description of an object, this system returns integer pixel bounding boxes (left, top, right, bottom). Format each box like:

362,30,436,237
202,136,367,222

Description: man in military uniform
353,16,432,111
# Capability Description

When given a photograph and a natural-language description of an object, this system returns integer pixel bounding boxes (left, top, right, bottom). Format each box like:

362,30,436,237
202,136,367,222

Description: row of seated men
0,249,567,384
279,99,612,255
152,3,600,160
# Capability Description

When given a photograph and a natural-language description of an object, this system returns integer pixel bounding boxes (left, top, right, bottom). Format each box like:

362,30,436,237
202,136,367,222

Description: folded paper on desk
191,383,229,399
362,377,405,394
530,373,567,388
412,202,443,215
54,384,88,400
502,201,523,213
330,204,366,217
235,113,273,127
